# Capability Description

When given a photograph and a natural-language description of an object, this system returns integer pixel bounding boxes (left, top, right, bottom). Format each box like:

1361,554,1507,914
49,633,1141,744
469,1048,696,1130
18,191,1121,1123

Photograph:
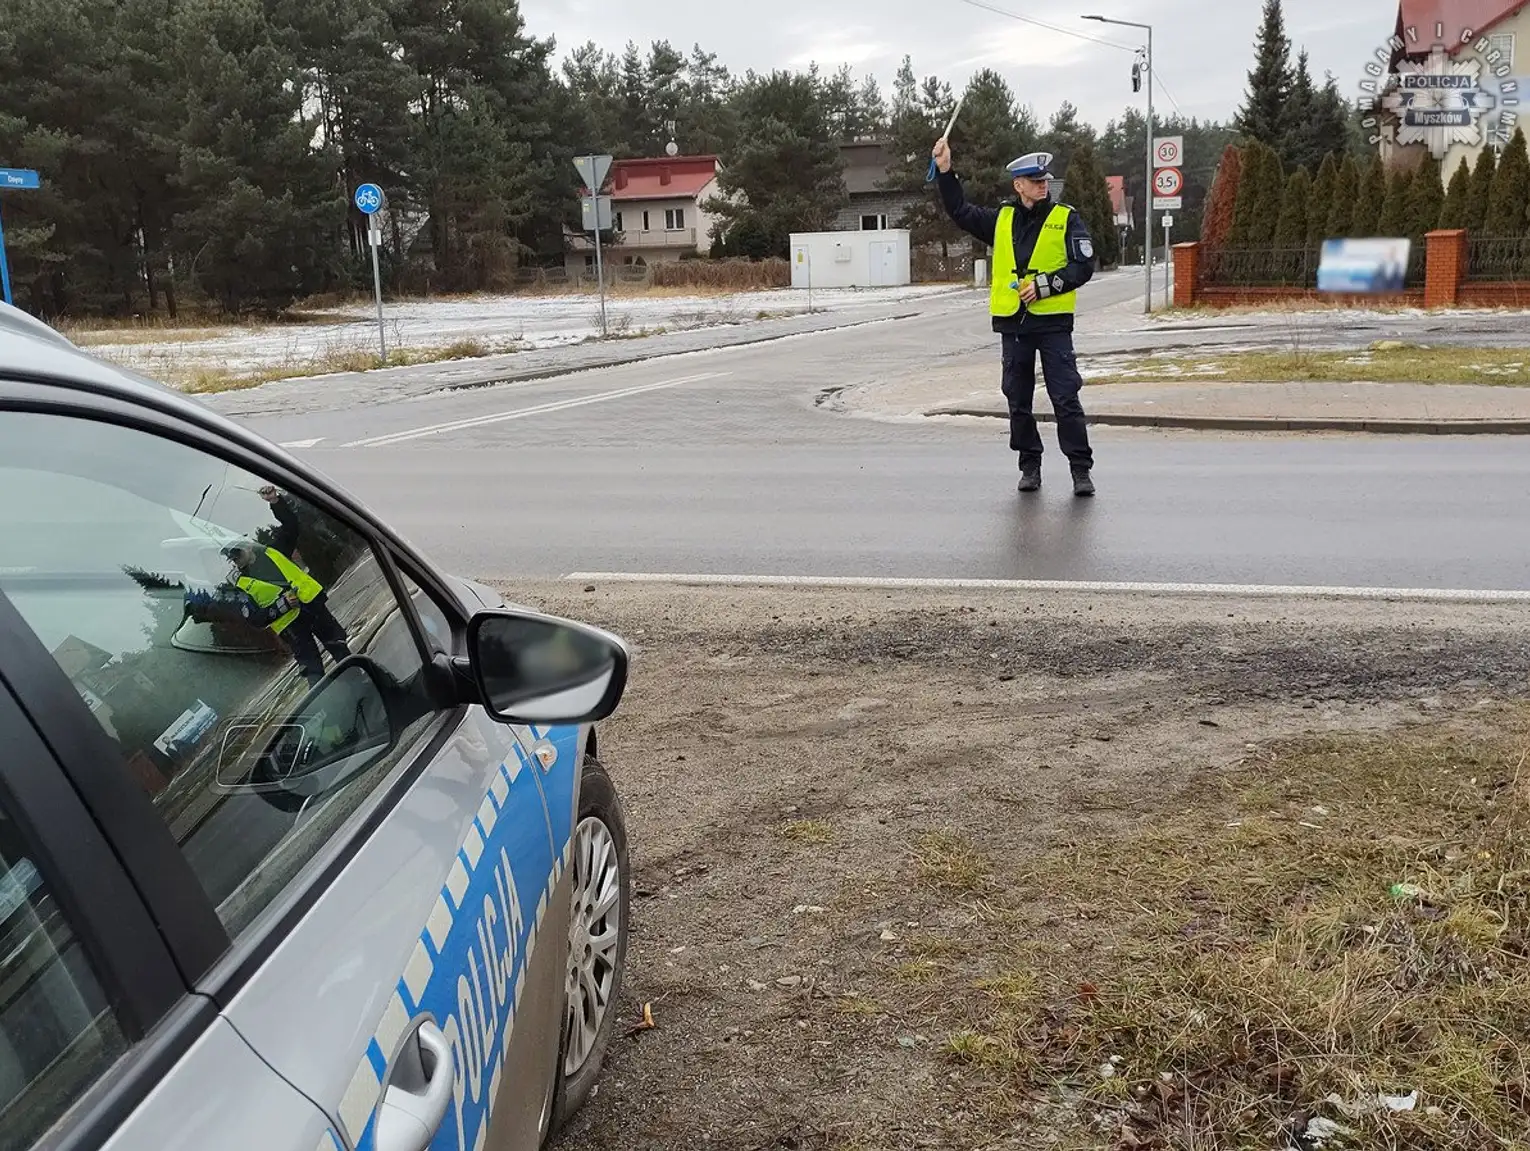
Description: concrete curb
925,405,1530,435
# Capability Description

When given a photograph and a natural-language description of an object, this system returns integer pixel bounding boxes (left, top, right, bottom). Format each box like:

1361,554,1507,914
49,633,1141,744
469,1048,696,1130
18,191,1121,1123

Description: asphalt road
230,275,1530,592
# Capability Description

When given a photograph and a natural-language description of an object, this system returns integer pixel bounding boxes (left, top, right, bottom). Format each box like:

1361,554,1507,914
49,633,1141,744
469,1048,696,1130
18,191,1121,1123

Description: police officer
222,538,352,686
930,139,1097,496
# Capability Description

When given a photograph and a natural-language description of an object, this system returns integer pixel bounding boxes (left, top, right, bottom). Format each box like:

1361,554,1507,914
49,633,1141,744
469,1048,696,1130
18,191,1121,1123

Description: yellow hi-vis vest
235,548,324,635
991,203,1076,317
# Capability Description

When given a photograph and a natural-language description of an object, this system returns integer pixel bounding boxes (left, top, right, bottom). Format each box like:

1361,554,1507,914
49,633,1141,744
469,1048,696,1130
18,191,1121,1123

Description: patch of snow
82,285,956,380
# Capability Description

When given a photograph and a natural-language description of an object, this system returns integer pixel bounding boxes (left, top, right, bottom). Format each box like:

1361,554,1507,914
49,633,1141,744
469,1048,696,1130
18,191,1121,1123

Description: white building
788,230,911,289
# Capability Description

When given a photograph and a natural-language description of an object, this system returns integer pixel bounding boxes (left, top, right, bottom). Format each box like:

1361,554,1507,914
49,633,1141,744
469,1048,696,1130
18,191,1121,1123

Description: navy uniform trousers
1000,328,1093,472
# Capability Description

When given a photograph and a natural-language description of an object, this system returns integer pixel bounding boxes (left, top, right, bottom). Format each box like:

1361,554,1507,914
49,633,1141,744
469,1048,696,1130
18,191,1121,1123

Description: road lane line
563,572,1530,604
344,372,729,447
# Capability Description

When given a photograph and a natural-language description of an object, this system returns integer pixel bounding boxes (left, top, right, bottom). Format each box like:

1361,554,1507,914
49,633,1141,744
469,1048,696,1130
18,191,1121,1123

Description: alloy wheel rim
563,815,622,1076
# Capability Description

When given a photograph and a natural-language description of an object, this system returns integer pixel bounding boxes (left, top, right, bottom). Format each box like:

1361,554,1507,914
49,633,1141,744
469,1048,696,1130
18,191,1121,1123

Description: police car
0,300,632,1150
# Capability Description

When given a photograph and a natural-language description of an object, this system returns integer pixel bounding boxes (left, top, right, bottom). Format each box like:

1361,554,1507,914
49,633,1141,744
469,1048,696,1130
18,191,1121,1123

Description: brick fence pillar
1424,228,1467,307
1172,242,1200,307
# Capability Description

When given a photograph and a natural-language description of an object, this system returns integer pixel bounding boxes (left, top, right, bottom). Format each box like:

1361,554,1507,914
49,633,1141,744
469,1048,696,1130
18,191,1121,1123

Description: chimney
659,166,671,185
614,168,628,191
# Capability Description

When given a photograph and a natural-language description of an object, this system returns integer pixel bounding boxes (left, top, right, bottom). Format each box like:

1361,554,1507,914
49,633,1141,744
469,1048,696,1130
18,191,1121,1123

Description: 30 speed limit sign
1153,167,1183,196
1153,136,1183,166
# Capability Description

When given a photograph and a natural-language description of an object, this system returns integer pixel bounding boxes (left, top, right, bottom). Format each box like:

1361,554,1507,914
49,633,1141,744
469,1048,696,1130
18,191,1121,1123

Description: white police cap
1006,151,1054,179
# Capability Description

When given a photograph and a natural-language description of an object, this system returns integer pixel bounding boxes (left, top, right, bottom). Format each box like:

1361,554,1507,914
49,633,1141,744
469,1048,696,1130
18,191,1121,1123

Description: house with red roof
1375,0,1525,175
565,155,729,275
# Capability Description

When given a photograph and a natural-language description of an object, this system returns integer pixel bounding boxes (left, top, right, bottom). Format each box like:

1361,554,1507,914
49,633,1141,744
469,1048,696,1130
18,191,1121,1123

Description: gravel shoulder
499,581,1530,1150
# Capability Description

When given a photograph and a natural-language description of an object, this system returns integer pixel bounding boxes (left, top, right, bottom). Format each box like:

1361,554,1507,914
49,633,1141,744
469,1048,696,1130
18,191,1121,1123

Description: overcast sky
519,0,1391,133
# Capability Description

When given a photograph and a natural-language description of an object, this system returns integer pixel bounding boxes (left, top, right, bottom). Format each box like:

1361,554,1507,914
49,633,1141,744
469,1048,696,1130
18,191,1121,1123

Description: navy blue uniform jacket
936,169,1095,335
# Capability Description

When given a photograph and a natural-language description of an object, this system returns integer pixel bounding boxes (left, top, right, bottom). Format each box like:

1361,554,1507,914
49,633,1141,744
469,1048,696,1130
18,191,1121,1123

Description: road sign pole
573,155,615,339
1163,215,1171,302
1144,23,1153,313
593,219,607,337
0,205,12,306
353,183,387,362
369,229,386,362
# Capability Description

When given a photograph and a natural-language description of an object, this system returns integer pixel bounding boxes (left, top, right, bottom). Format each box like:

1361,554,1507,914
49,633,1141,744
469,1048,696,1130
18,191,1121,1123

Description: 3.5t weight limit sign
1152,165,1183,210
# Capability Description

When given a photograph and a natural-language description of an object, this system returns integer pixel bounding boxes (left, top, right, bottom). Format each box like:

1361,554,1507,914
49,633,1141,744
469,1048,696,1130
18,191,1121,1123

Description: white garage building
789,229,911,289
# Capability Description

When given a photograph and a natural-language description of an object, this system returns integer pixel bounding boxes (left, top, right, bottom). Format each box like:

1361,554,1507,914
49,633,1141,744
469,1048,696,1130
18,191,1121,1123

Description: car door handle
374,1019,455,1151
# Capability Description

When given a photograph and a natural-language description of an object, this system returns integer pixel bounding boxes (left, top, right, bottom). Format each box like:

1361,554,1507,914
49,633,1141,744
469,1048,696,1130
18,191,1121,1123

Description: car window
0,806,127,1149
0,410,446,938
396,570,455,657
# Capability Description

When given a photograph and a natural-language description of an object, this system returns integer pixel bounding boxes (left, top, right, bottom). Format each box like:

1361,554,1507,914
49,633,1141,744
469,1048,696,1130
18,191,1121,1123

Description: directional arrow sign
573,154,613,194
0,168,40,190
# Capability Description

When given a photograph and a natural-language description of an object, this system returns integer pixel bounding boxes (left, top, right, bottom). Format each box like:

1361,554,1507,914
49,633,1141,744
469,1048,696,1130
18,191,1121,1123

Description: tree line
0,0,1360,319
1202,128,1530,259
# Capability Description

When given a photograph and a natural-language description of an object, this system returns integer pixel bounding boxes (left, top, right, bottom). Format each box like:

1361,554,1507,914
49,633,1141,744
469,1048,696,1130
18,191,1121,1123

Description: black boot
1071,466,1095,497
1018,462,1041,492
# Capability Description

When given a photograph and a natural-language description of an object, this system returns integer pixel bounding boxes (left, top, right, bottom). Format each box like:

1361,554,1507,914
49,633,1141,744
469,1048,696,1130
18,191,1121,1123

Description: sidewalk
828,370,1530,435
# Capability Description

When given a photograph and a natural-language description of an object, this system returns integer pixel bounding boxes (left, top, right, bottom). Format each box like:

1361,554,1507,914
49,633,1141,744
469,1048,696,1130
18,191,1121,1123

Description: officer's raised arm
931,139,999,246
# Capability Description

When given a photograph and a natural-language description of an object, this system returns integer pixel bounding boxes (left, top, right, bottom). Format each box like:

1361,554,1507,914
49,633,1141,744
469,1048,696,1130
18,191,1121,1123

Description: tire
546,754,630,1138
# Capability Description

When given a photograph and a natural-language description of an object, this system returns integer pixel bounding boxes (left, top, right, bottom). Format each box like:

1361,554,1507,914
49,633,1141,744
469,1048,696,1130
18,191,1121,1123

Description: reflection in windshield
0,410,436,936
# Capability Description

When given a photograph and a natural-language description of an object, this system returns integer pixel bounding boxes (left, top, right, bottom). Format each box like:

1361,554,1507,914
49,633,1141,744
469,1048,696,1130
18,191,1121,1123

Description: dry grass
777,819,834,845
1089,345,1530,386
930,712,1530,1149
139,336,507,394
650,258,791,291
912,830,991,896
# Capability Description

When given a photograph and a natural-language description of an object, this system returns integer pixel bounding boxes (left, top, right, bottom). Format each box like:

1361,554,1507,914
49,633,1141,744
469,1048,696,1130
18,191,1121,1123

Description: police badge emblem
1080,238,1094,259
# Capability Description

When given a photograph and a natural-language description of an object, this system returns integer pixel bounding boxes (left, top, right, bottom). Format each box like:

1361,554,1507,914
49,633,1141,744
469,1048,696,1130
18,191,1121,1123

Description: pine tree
1201,144,1243,251
1236,0,1292,148
1274,166,1311,248
1041,101,1097,185
949,68,1040,206
1408,157,1445,238
880,57,963,249
1485,128,1530,236
1351,155,1386,236
708,69,848,257
1281,49,1316,171
1378,164,1414,237
1306,153,1337,246
171,0,345,312
1311,74,1358,170
1063,140,1119,266
1439,156,1473,229
1230,140,1267,244
1249,145,1286,246
1465,146,1497,233
1326,153,1359,238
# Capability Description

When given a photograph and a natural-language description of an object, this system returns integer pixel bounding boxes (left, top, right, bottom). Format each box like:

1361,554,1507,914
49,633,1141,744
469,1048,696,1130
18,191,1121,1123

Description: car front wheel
547,754,630,1138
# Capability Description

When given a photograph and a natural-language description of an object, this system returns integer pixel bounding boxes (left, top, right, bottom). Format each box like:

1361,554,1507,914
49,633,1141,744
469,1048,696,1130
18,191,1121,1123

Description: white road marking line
343,372,729,447
279,437,325,448
564,571,1530,604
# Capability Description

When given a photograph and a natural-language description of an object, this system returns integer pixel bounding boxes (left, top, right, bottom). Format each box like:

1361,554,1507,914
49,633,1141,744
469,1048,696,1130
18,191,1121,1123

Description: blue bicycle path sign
0,167,41,306
354,183,384,214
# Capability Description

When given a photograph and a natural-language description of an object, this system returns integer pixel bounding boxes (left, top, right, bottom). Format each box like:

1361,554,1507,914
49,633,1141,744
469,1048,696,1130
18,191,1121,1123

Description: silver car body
0,301,601,1151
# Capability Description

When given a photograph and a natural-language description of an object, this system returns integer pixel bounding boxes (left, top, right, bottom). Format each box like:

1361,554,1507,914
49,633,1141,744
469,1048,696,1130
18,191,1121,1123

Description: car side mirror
464,609,629,725
217,658,397,810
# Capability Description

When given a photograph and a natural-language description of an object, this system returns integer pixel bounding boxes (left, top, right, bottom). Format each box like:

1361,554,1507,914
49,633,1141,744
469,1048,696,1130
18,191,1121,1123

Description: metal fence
1201,246,1321,287
1202,243,1428,289
912,250,975,283
1466,235,1530,281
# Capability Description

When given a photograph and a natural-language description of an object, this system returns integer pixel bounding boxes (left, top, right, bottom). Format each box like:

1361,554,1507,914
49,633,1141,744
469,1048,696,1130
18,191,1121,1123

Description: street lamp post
1084,14,1152,314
